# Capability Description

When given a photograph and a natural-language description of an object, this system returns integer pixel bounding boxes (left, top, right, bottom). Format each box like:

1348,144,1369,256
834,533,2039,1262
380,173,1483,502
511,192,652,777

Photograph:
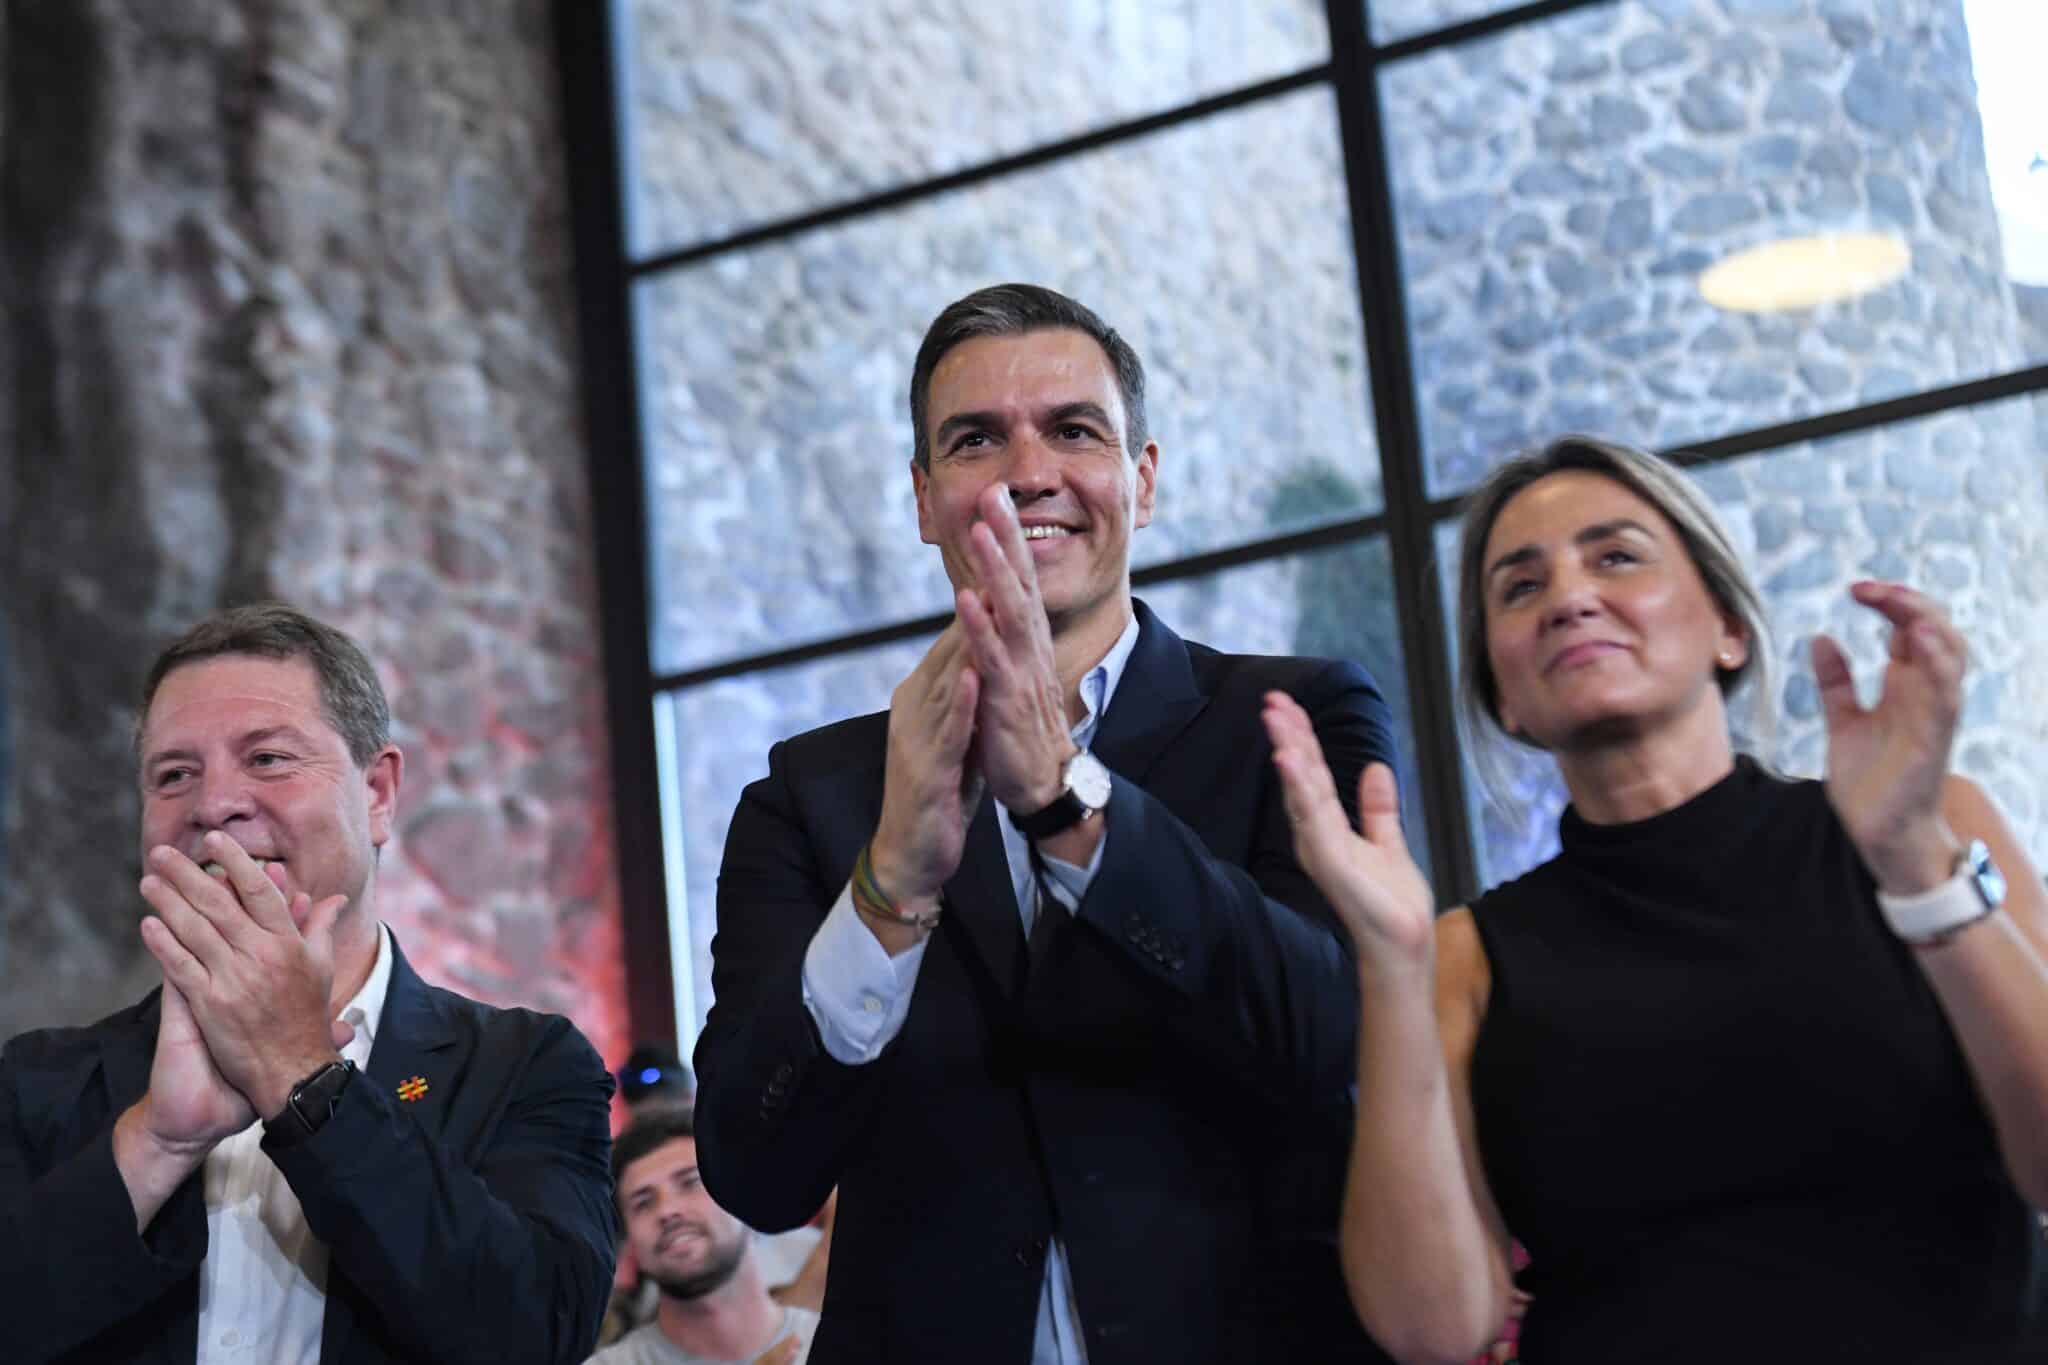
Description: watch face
1066,751,1113,810
1966,839,2007,908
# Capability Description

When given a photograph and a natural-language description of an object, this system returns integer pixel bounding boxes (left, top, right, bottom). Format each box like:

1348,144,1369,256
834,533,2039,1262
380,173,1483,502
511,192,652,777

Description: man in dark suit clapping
694,284,1399,1364
0,603,617,1364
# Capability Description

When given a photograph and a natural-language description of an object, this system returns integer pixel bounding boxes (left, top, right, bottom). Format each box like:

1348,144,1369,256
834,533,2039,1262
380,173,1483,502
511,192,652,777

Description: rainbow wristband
851,843,943,932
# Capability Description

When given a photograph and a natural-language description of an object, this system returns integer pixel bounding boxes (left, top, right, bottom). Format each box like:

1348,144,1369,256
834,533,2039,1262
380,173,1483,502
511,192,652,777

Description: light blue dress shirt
801,612,1142,1365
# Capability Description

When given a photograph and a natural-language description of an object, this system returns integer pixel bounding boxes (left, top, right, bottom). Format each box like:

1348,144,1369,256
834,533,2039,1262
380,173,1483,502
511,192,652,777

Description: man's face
913,328,1158,635
137,654,399,925
617,1135,750,1300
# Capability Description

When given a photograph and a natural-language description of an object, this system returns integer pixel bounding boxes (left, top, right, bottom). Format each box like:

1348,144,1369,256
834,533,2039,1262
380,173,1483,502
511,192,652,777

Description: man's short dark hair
139,602,392,768
611,1105,696,1201
908,283,1149,472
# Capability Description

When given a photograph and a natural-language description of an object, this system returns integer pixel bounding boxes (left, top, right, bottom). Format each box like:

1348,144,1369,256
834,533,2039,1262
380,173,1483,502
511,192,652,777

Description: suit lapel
1091,600,1209,785
320,931,463,1365
360,932,462,1102
940,793,1024,996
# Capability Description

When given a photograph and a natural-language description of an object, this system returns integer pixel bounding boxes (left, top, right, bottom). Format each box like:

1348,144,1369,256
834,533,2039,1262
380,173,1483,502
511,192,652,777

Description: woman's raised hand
1813,581,1968,894
1262,690,1437,966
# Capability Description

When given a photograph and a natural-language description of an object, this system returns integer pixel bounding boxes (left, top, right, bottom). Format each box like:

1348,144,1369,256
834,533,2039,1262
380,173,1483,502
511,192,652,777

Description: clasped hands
130,830,353,1160
868,485,1083,931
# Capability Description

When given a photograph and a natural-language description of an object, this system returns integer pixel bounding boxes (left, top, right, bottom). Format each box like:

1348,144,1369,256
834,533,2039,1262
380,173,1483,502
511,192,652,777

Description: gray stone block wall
623,0,1330,253
2018,284,2048,363
0,0,627,1057
1385,0,2035,496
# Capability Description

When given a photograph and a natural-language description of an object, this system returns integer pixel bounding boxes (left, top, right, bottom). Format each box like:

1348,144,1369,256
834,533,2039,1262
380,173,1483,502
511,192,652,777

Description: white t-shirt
586,1307,819,1365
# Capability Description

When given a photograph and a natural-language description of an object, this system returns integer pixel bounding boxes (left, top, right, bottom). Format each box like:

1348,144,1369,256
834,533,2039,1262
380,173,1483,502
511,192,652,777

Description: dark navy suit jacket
0,932,617,1364
695,602,1399,1364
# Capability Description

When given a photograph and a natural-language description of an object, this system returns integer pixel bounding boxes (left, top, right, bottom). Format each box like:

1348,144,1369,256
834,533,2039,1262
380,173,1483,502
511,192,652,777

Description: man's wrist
255,1049,347,1124
1019,744,1082,815
1019,776,1064,813
113,1099,216,1231
851,842,941,931
117,1098,216,1174
866,834,935,906
851,894,939,955
263,1056,359,1148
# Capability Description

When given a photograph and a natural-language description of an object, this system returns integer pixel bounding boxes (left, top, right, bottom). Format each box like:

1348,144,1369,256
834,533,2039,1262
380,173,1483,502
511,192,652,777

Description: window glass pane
663,635,936,1038
1449,391,2048,892
641,89,1377,675
1383,0,2048,497
621,0,1330,257
1142,538,1430,875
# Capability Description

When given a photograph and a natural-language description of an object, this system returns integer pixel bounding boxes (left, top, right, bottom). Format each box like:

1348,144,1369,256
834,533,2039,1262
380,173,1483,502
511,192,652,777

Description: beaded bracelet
851,842,943,932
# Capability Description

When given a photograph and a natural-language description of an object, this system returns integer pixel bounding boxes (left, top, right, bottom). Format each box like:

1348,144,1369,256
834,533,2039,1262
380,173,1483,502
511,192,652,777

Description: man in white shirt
589,1108,816,1365
693,285,1400,1363
0,602,618,1363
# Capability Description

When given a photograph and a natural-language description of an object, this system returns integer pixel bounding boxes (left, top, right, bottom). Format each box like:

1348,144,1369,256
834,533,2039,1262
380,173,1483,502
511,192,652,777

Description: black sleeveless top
1468,758,2043,1363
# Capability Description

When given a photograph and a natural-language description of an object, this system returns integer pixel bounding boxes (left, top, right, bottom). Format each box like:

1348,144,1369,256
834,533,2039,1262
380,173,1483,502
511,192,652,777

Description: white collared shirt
800,611,1144,1365
194,922,393,1365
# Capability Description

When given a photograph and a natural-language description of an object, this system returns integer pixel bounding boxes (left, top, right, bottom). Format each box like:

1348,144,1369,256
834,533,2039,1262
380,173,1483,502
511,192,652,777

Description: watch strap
263,1058,358,1147
1011,750,1110,840
1011,790,1090,840
1874,840,2003,945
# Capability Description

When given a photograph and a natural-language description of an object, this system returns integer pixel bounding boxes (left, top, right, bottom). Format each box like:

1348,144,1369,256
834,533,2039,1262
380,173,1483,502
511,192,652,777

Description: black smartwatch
263,1059,358,1147
1010,750,1113,840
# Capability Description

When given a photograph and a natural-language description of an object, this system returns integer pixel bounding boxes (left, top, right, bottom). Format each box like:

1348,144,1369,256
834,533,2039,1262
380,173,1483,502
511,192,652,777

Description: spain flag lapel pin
396,1076,429,1102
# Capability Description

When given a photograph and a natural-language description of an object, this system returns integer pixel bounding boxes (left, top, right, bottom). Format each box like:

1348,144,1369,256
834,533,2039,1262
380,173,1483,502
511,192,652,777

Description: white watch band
1875,842,2001,945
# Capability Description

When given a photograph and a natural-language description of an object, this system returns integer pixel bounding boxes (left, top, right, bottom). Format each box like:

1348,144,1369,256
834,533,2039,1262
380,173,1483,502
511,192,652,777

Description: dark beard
647,1233,747,1302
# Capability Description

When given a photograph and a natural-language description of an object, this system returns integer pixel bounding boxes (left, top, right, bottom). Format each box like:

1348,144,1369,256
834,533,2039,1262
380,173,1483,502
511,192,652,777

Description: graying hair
907,283,1148,472
139,601,393,769
1452,435,1777,808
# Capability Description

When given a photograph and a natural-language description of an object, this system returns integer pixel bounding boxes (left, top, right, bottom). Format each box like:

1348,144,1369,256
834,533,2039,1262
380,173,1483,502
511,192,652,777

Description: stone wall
1387,0,2035,494
623,0,1329,255
0,0,628,1060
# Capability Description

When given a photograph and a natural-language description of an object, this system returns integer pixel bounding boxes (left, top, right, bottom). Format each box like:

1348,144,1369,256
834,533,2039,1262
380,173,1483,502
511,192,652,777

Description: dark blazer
0,931,618,1365
696,602,1398,1364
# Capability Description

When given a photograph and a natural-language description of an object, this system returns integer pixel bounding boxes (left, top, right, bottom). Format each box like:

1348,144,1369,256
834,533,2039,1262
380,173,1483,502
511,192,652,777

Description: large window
557,0,2048,1044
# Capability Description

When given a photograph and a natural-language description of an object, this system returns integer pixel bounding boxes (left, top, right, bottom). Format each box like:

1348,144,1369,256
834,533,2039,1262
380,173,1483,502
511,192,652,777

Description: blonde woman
1263,437,2048,1364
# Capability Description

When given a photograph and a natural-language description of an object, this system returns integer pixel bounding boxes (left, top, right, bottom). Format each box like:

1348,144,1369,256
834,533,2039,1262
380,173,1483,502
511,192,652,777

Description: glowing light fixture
1697,233,1912,313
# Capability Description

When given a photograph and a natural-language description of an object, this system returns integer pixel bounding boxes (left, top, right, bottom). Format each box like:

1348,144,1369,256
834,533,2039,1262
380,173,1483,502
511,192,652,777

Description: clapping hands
136,831,352,1137
1261,690,1435,970
1813,581,1968,895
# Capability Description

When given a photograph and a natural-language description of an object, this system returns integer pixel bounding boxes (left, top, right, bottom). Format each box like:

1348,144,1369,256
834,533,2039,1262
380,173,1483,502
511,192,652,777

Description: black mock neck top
1467,757,2043,1362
